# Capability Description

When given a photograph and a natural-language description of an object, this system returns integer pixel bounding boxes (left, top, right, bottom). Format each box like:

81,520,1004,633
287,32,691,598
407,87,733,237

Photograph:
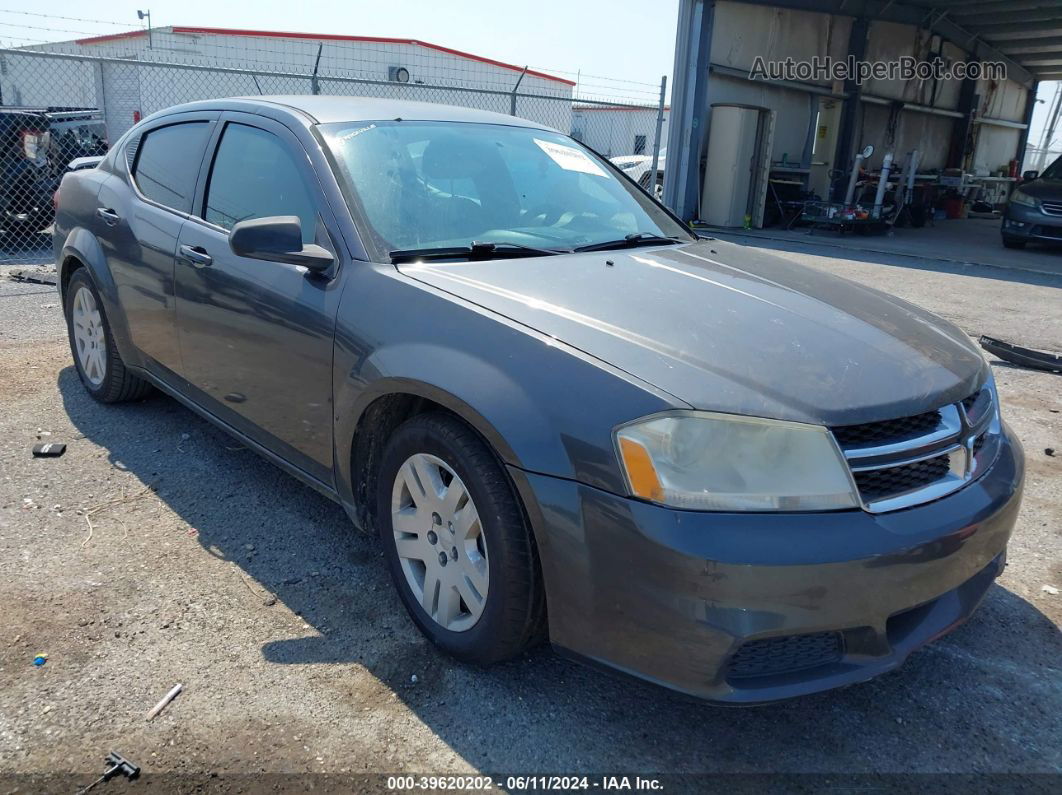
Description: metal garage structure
663,0,1062,223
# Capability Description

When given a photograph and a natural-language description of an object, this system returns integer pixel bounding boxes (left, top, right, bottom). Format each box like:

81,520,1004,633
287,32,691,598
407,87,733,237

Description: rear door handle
95,207,120,226
178,244,213,268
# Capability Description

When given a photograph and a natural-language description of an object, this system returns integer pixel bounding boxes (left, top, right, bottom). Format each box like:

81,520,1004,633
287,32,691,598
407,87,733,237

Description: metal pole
872,152,893,218
648,75,667,199
510,66,528,116
311,43,323,95
1037,83,1062,172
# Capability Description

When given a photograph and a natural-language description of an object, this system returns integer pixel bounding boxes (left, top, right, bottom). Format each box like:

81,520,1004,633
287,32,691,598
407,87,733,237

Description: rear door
173,113,343,485
95,112,217,376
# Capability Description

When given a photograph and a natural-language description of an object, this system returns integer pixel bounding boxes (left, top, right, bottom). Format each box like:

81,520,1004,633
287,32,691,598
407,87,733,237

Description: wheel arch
59,227,139,366
338,378,525,534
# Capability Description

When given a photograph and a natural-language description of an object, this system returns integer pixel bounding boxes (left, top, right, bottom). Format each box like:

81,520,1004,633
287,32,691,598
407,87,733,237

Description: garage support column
947,67,979,171
662,0,715,221
831,17,869,203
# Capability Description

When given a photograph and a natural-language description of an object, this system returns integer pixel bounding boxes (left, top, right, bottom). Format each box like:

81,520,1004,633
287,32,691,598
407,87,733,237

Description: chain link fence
0,44,666,263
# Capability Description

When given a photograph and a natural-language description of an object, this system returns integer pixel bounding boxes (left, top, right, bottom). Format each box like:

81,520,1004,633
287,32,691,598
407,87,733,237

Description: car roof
147,96,558,131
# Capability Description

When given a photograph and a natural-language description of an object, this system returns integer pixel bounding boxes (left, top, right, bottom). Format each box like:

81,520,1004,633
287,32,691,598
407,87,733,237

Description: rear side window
132,122,210,213
204,123,316,243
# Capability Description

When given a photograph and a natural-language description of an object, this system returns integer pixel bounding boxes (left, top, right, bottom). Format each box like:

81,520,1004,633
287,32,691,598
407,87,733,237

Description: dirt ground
0,243,1059,791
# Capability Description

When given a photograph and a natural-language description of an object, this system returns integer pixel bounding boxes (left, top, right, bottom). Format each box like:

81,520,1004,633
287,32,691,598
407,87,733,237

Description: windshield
319,120,691,260
1041,156,1062,180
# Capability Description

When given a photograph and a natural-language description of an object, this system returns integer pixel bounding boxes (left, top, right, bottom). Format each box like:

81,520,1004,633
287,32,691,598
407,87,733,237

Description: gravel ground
0,245,1059,790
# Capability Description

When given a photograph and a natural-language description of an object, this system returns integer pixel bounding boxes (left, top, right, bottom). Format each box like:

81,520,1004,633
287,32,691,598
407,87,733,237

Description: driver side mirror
229,216,334,272
1022,170,1039,181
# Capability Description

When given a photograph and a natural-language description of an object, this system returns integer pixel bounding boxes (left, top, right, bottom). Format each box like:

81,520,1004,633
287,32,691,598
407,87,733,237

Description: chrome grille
832,409,941,447
1041,201,1062,217
831,384,999,512
853,454,952,503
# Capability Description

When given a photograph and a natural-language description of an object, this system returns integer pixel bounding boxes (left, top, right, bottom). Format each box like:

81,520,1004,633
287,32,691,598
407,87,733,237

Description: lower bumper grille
727,632,843,680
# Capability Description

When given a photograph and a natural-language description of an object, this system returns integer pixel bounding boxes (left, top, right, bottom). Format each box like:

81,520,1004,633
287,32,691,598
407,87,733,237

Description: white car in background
611,148,665,199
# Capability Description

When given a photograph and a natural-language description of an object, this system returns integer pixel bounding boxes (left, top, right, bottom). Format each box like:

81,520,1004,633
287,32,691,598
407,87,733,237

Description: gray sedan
54,96,1023,704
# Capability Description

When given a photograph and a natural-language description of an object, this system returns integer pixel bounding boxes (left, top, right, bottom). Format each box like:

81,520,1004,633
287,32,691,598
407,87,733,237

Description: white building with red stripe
4,26,575,139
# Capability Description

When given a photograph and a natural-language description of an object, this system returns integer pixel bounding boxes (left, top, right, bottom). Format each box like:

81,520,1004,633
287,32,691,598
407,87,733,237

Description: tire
1002,236,1027,250
64,267,152,403
376,411,544,664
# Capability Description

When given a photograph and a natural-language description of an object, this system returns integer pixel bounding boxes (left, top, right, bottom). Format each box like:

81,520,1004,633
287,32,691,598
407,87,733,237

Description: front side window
132,121,211,213
204,123,316,243
319,120,690,258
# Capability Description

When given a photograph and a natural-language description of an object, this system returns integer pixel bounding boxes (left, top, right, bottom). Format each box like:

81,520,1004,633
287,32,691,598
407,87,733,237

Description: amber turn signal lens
618,437,664,501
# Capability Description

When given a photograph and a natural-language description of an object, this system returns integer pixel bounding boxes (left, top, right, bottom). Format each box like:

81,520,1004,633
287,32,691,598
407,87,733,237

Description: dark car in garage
1002,158,1062,249
53,96,1023,704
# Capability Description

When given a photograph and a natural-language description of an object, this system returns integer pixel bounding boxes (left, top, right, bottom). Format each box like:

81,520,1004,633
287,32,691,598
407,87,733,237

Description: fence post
649,75,667,198
510,66,528,116
311,43,323,95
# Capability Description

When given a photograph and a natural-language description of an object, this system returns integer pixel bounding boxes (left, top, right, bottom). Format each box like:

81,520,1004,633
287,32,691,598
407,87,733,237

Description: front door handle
95,207,120,226
178,244,213,268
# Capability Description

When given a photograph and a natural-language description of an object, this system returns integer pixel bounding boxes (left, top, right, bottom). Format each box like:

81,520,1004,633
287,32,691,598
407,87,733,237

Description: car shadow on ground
60,368,1062,774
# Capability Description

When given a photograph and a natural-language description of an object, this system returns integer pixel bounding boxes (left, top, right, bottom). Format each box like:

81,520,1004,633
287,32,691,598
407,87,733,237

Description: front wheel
376,412,544,664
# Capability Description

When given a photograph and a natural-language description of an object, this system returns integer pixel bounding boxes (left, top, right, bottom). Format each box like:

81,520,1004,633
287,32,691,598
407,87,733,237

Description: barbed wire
0,21,142,37
0,9,141,28
528,65,663,89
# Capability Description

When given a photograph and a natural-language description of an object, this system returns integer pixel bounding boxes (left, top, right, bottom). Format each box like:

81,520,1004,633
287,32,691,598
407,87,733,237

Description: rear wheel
64,268,152,403
376,412,544,664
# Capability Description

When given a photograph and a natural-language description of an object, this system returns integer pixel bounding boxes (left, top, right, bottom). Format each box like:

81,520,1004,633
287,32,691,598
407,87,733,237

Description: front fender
334,344,554,501
331,265,683,508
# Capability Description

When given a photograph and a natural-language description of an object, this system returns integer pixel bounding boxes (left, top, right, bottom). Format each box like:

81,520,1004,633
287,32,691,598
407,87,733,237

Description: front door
174,115,343,485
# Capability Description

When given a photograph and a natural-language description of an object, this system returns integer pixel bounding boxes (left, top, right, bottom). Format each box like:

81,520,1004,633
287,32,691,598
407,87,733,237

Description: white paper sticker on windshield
534,138,610,178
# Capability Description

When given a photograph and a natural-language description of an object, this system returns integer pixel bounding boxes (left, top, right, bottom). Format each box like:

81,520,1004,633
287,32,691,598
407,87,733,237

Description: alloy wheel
71,285,106,386
390,453,489,632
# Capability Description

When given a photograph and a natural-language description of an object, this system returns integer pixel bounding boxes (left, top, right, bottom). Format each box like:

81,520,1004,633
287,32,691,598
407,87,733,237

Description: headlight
1010,189,1039,208
615,411,859,511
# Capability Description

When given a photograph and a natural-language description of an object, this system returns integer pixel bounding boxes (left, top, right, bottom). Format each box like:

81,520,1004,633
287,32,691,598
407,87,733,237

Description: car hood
398,240,987,426
1017,178,1062,200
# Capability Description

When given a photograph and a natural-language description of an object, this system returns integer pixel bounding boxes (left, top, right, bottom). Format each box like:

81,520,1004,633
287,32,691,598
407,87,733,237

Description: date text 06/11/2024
385,775,664,791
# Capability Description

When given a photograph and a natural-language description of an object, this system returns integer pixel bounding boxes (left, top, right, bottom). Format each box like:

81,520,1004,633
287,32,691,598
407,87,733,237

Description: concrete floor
703,216,1062,277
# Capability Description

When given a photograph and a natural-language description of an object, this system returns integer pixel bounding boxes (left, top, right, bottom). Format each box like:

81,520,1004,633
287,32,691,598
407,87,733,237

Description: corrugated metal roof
907,0,1062,84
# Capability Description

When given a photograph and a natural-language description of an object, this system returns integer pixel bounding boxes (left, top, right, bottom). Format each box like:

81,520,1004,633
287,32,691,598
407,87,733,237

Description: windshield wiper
390,241,566,264
573,233,686,253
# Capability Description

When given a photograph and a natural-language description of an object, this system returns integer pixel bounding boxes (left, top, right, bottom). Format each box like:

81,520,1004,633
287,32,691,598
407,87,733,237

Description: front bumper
510,423,1024,704
1002,204,1062,242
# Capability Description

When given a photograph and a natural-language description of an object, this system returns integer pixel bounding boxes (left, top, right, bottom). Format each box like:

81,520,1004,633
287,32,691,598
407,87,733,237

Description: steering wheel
527,203,565,226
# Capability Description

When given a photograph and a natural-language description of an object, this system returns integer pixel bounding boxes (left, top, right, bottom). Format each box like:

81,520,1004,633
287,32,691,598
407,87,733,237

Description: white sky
0,2,1055,151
